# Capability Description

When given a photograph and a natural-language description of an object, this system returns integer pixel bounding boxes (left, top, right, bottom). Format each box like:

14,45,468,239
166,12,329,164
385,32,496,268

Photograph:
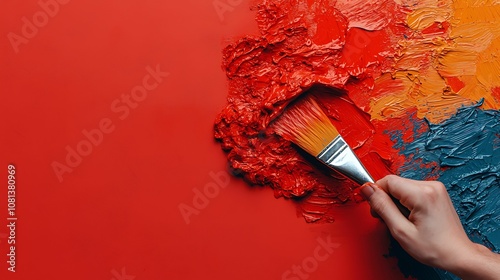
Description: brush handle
318,136,410,218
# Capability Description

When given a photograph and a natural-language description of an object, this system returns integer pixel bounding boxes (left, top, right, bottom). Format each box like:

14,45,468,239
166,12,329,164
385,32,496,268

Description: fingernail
360,183,375,200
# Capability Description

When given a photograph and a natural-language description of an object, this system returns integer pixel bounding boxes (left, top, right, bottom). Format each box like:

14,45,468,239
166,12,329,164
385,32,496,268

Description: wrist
450,243,499,279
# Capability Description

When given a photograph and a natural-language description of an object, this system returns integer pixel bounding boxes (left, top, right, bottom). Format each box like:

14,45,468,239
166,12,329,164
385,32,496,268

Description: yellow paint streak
474,35,500,109
406,0,453,30
369,0,500,123
369,73,414,120
274,97,339,156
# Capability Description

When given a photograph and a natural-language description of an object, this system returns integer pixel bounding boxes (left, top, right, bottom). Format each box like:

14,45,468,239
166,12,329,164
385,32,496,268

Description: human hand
360,175,500,279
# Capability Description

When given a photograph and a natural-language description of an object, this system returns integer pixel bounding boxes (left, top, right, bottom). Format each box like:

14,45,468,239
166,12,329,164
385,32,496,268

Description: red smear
422,21,450,35
372,107,429,171
492,87,500,103
215,0,412,223
446,76,466,93
311,7,347,45
340,28,390,74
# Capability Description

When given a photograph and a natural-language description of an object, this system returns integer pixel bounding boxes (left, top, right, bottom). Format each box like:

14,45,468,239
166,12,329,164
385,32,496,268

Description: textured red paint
214,0,412,222
446,76,466,93
311,6,347,45
492,87,500,103
422,21,450,35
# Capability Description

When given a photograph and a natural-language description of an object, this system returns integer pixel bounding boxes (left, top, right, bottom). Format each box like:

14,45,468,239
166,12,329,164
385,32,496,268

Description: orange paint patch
367,0,500,124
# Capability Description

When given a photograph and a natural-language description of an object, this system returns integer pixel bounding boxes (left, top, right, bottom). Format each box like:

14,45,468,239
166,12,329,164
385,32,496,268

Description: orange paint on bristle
273,97,340,156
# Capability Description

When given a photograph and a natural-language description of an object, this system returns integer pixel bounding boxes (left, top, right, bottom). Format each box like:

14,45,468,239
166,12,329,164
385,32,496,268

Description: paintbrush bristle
273,97,340,156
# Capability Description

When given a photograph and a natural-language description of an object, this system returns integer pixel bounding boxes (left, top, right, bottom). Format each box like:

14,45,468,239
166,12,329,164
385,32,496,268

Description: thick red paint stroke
312,6,347,45
214,0,413,222
492,86,500,103
446,76,466,93
422,21,450,35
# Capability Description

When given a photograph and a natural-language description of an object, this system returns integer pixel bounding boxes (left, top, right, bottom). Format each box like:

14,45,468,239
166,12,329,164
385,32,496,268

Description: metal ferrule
317,136,374,186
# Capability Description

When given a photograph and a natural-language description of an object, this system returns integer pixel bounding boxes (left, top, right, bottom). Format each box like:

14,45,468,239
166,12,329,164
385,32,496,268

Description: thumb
361,183,413,232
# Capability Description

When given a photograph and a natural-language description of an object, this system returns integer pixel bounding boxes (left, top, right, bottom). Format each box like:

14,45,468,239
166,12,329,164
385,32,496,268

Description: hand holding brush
273,96,500,278
361,175,500,279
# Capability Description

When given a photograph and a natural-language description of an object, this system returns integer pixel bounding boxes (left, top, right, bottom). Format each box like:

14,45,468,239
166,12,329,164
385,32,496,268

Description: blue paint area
388,101,500,279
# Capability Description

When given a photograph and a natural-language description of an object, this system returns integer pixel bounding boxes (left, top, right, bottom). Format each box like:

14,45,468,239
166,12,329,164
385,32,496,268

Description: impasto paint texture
214,0,500,277
398,101,500,248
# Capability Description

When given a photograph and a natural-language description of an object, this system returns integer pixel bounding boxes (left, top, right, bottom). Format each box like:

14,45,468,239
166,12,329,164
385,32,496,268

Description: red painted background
0,1,407,279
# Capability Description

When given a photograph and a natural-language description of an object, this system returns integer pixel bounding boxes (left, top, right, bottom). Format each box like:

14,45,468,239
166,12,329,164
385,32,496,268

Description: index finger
376,175,428,210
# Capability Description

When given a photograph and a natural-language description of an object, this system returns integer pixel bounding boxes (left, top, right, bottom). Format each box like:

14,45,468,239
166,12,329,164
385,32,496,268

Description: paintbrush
272,96,446,279
273,96,410,216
